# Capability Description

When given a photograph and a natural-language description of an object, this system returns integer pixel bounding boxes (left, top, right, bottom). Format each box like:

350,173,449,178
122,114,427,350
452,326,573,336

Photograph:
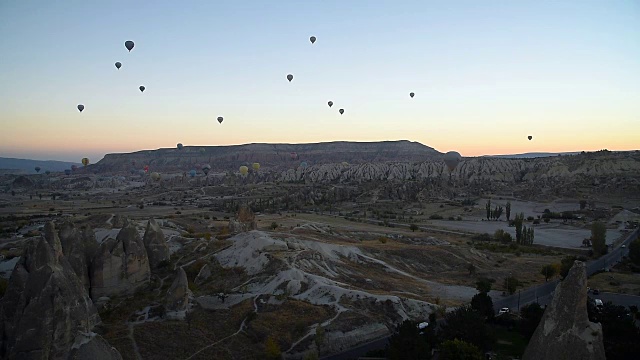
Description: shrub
429,214,443,220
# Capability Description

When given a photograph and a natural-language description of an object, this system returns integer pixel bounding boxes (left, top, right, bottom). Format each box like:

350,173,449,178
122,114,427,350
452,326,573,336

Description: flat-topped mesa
0,232,103,359
90,222,150,299
522,261,606,360
143,218,170,269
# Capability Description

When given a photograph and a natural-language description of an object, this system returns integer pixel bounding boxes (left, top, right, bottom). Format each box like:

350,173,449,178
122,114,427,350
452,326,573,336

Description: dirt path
183,295,260,360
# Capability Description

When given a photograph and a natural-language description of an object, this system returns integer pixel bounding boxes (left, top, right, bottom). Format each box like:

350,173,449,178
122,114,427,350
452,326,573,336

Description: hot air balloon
189,169,196,177
310,36,316,44
82,158,89,167
410,92,415,98
131,160,136,166
125,40,134,52
138,169,146,176
300,161,308,168
71,165,78,171
177,143,183,150
139,85,145,93
443,151,462,172
339,109,344,115
528,135,533,141
341,162,349,166
217,116,223,124
239,166,249,176
252,163,260,171
151,172,161,181
202,164,211,175
34,167,41,173
290,152,297,160
77,104,84,112
199,148,206,154
143,165,149,173
328,101,333,108
287,74,293,82
45,170,50,175
115,62,122,69
64,169,71,175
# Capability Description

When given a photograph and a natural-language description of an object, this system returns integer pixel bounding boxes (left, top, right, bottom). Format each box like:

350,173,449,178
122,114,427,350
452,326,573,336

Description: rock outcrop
110,214,128,229
165,268,189,320
143,218,170,269
67,332,123,360
194,264,211,285
522,261,606,360
0,226,103,359
228,204,257,233
90,223,150,299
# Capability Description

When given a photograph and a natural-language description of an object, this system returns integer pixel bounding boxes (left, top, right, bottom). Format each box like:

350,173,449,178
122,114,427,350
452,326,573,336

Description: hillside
0,157,80,174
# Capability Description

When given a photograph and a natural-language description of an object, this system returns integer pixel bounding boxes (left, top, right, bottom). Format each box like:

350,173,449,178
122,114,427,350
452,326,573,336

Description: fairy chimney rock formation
0,236,103,359
90,223,150,299
522,261,606,360
143,218,170,269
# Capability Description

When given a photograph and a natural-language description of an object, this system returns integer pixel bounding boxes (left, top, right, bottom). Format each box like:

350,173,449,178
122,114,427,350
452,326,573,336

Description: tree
270,222,279,230
540,264,557,282
520,302,544,340
315,325,325,353
264,336,282,360
559,256,577,279
471,292,495,320
439,339,483,360
475,277,495,294
410,224,418,232
629,239,640,266
467,263,476,275
486,200,491,221
506,201,511,221
504,276,520,295
514,212,525,244
439,306,496,351
387,320,431,360
591,221,607,255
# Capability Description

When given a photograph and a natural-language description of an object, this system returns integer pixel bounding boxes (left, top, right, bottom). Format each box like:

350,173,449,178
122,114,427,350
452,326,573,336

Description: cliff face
522,261,606,360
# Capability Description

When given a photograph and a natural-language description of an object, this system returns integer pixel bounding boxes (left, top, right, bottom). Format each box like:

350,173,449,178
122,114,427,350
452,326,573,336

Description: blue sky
1,0,639,162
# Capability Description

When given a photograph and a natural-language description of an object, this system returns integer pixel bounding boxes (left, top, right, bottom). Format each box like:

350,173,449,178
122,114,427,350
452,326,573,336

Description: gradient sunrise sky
1,0,639,162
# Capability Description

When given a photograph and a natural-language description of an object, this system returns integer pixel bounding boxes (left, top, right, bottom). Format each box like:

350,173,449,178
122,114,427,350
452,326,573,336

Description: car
498,308,510,315
593,289,600,295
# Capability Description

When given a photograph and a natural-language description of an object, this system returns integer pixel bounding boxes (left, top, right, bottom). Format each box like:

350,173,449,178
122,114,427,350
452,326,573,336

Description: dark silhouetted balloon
328,101,333,108
35,167,41,173
125,40,134,52
82,158,89,167
177,143,183,150
290,152,297,160
65,169,71,175
45,170,50,175
217,116,223,124
139,85,145,92
287,74,293,82
528,135,533,141
339,109,344,115
310,36,316,44
77,104,84,112
202,164,211,175
71,165,78,171
443,151,462,172
115,62,122,69
410,92,415,98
